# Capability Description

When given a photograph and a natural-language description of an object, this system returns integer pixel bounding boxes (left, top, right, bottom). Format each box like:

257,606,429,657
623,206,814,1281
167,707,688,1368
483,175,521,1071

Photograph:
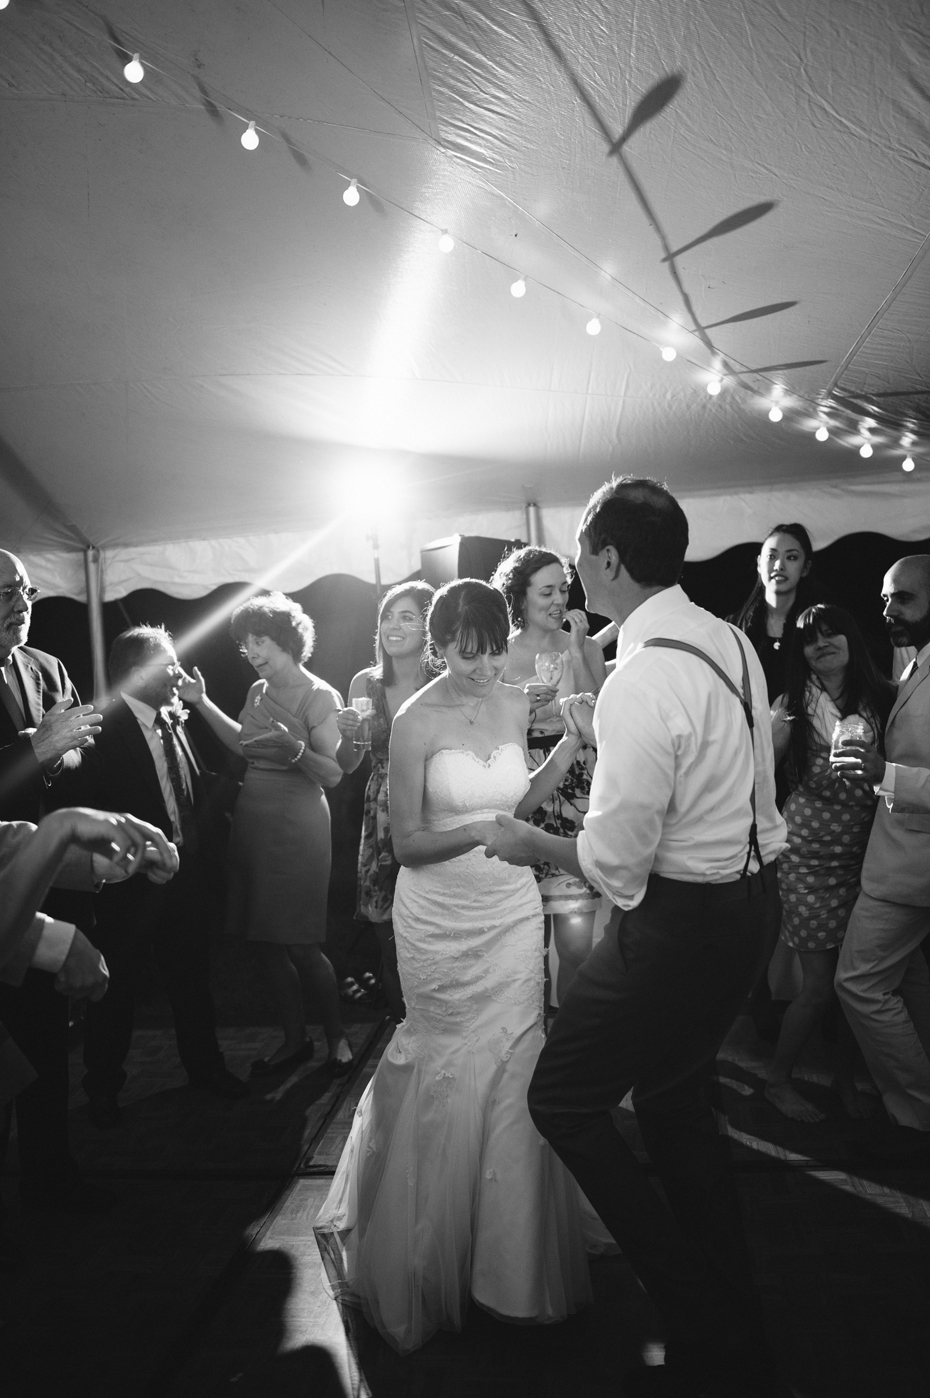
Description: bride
314,579,594,1352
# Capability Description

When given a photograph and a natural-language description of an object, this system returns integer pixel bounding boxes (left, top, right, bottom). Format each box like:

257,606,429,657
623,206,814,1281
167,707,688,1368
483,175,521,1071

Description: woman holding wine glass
766,604,894,1121
491,547,606,1002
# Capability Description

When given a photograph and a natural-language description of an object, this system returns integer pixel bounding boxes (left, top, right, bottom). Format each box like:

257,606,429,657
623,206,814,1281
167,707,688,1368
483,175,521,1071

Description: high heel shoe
326,1041,355,1078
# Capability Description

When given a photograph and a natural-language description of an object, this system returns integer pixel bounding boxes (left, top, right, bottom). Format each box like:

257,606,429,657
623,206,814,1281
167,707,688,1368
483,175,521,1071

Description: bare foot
835,1079,879,1119
764,1081,826,1123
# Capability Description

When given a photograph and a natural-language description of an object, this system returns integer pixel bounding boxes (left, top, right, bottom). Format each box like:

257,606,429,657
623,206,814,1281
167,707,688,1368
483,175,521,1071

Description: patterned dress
779,733,877,952
356,673,397,923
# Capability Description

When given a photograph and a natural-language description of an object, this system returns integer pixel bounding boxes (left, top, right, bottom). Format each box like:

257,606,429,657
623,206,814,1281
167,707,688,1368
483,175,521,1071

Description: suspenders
642,626,763,879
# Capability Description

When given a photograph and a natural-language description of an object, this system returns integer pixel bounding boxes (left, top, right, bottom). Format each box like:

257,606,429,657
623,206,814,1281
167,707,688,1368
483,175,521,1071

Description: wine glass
353,696,373,751
535,651,564,686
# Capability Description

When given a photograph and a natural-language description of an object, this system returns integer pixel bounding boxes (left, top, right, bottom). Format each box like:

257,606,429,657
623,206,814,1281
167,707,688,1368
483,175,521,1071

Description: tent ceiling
1,0,928,596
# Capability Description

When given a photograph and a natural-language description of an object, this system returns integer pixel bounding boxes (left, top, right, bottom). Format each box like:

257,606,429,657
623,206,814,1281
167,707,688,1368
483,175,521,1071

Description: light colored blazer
861,665,930,906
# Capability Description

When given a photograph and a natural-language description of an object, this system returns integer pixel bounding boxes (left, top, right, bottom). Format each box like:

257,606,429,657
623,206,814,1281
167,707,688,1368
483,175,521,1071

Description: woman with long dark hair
765,604,895,1121
491,547,606,1001
335,580,434,1021
731,522,817,702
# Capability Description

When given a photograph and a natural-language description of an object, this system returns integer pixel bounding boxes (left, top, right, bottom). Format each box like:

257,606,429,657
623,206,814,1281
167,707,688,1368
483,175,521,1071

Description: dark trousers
528,864,781,1356
0,971,72,1188
83,854,223,1098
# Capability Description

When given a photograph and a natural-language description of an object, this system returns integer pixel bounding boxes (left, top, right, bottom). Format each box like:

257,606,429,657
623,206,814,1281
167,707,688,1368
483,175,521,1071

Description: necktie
0,659,26,730
154,713,197,849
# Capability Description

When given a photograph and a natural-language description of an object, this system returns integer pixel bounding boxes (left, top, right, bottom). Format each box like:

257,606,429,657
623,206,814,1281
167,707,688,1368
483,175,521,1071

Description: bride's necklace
445,677,485,726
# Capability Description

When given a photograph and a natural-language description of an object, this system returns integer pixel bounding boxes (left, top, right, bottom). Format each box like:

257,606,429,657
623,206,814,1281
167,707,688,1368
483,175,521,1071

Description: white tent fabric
1,0,928,599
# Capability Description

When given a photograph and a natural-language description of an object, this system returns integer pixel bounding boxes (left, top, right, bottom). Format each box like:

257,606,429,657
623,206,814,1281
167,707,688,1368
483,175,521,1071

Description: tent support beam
525,502,542,546
83,547,107,704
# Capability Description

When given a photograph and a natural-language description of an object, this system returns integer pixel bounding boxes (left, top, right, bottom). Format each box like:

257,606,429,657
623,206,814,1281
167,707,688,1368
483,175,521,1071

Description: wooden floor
2,1010,930,1398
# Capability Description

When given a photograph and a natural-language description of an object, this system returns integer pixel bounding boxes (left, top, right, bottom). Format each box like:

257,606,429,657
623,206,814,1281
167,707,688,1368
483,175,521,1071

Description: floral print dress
356,673,398,923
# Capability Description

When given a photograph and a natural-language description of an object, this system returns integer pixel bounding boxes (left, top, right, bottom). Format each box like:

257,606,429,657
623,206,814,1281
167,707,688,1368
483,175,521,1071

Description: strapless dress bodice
424,742,529,832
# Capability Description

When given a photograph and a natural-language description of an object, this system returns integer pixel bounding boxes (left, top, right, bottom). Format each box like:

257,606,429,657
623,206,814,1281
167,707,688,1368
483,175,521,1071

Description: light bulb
859,442,873,459
240,121,259,151
123,53,144,83
343,179,360,207
768,406,783,423
660,346,677,362
815,425,829,442
706,377,722,396
586,317,601,336
0,1,12,11
510,277,526,298
903,457,916,472
438,231,455,253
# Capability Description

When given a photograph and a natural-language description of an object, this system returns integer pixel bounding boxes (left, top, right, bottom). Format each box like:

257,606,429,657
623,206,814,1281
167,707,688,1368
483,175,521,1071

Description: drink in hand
831,715,869,776
535,651,564,687
353,696,373,751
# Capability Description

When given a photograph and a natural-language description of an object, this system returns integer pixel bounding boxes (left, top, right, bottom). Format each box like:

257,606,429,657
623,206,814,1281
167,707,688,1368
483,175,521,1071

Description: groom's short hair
580,477,688,587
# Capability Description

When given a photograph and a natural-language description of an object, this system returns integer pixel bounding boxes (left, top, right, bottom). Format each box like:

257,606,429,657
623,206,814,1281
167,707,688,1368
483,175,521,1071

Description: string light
240,121,259,151
0,1,12,11
510,277,527,298
343,179,360,207
660,346,677,362
123,53,144,83
706,377,722,396
859,442,873,459
437,231,455,253
815,424,829,442
586,316,601,336
903,456,916,472
768,406,783,423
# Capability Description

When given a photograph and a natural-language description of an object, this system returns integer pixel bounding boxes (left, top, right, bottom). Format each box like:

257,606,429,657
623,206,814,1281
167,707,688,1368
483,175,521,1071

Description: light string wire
10,0,925,468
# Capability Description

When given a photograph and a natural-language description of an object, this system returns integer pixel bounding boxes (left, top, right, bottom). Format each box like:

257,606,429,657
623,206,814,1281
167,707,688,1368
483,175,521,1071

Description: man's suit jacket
78,698,225,929
0,645,81,823
861,664,930,906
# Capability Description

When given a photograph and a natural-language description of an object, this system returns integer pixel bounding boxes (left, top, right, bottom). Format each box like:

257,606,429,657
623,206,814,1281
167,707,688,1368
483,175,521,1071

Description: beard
887,607,930,651
0,614,29,655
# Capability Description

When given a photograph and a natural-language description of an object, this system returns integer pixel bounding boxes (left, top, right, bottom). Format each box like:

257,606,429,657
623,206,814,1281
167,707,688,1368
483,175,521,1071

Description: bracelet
289,741,306,765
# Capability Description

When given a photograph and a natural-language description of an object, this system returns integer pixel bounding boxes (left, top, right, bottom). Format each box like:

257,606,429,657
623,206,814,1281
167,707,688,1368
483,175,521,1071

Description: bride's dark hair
428,579,510,659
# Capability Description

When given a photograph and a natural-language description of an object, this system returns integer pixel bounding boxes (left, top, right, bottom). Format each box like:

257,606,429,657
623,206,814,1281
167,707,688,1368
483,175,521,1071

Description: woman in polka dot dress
766,605,895,1122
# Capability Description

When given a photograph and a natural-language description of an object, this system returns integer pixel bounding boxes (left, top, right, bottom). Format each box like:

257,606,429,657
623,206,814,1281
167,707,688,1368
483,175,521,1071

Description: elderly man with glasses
0,548,113,1214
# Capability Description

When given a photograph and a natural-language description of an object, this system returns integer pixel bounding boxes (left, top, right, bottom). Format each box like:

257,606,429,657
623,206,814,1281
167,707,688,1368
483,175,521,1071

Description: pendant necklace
446,678,485,726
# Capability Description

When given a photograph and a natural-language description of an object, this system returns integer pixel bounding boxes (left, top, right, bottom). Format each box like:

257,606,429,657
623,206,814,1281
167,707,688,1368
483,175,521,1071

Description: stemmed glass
535,651,564,686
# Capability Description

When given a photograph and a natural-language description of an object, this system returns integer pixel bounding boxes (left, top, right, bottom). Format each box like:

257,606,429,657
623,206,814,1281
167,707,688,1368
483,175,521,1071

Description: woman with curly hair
180,591,352,1076
335,580,434,1021
491,546,606,1002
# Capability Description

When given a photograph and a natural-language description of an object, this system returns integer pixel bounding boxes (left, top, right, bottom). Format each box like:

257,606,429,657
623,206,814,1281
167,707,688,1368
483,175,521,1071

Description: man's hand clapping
46,807,180,885
29,698,102,767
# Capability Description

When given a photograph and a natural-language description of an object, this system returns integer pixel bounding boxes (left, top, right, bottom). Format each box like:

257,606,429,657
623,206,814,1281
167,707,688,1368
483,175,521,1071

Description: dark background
23,529,928,1009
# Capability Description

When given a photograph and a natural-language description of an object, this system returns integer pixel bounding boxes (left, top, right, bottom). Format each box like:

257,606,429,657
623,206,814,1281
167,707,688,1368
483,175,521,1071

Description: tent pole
83,546,107,704
525,502,542,546
368,529,383,598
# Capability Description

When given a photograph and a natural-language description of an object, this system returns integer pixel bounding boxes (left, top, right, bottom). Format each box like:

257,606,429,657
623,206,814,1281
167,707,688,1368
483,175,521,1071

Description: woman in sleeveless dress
181,593,353,1077
491,548,606,1002
766,605,894,1122
335,581,434,1021
314,580,594,1352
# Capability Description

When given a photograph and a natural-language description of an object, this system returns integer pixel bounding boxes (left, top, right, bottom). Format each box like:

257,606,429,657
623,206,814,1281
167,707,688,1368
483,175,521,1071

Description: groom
487,478,787,1398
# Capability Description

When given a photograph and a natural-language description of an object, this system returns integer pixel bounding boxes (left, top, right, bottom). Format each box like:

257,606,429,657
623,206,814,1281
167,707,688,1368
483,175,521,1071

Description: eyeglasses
0,585,39,603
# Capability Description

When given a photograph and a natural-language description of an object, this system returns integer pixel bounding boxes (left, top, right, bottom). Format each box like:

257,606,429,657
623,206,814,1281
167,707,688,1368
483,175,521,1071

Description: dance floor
2,1008,929,1398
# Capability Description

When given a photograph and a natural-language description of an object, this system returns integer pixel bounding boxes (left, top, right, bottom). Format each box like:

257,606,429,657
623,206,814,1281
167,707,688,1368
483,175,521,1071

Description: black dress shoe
87,1095,122,1129
250,1042,315,1078
189,1066,250,1099
21,1176,118,1215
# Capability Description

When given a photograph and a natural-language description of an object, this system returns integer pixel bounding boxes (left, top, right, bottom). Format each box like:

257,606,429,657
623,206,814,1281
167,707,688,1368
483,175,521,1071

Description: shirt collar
121,690,160,729
914,641,930,673
616,585,690,661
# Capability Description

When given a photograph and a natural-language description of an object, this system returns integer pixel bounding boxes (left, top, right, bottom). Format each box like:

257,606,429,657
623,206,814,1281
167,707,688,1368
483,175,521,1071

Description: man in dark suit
80,626,246,1126
0,549,109,1212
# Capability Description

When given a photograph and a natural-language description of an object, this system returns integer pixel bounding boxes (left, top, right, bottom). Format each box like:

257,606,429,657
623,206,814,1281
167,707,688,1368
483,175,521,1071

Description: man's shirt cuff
29,916,77,973
877,762,896,803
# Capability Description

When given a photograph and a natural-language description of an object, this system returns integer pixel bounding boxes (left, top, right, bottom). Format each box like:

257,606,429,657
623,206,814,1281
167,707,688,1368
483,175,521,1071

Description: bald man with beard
833,555,930,1150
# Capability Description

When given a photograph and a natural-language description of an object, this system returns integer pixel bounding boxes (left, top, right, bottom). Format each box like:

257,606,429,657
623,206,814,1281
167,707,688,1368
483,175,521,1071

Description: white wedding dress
313,743,593,1353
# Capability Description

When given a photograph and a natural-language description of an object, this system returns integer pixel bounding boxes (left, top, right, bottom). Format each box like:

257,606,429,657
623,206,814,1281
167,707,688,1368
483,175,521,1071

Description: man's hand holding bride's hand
560,693,596,746
465,820,501,848
484,814,538,866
